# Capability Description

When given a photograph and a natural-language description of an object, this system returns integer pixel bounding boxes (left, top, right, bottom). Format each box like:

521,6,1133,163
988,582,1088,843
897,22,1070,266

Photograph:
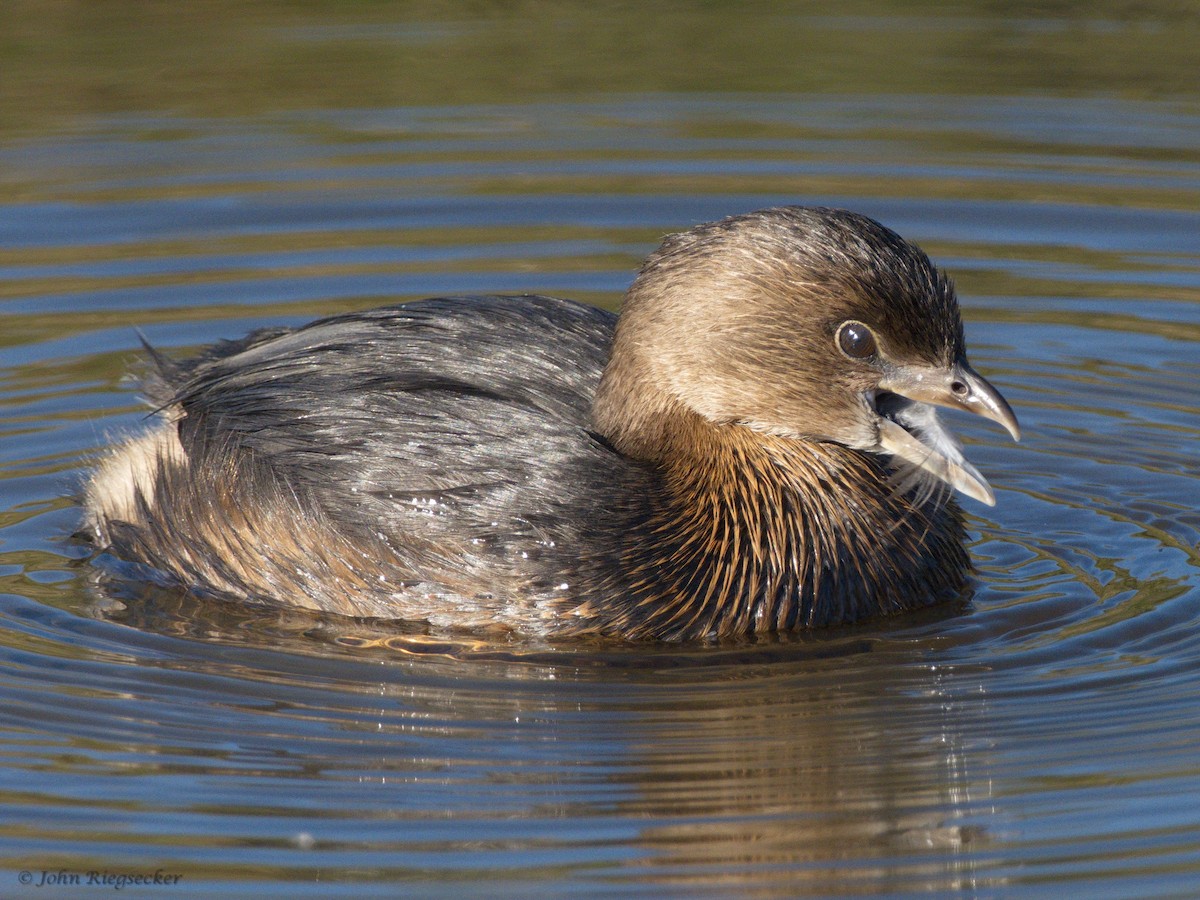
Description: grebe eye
836,321,877,360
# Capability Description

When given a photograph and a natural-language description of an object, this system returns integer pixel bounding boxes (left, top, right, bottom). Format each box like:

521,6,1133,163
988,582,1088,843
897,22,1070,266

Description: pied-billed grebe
83,206,1019,640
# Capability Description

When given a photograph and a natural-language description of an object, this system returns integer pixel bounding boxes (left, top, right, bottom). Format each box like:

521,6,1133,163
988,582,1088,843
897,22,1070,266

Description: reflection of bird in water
83,206,1019,640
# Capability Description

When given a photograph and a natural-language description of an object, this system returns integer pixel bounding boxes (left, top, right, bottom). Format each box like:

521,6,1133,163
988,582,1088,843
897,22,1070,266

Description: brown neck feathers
575,410,969,640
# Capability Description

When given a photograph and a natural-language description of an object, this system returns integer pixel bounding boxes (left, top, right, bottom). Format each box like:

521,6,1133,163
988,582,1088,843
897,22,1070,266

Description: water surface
2,4,1200,896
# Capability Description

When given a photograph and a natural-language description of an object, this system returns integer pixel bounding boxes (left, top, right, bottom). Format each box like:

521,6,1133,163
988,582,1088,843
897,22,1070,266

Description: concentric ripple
1,90,1199,896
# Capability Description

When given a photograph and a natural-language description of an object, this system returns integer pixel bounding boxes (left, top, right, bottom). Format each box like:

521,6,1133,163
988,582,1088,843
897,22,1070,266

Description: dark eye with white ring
836,320,878,360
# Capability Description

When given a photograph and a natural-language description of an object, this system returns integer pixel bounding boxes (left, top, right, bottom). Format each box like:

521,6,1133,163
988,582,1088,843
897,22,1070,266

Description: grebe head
593,206,1020,504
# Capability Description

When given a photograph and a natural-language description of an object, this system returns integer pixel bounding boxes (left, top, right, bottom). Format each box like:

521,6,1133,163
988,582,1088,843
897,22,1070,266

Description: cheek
665,347,877,445
778,391,876,445
725,380,877,446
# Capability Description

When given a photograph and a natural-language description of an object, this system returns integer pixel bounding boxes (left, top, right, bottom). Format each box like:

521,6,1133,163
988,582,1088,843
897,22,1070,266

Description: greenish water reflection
3,1,1199,137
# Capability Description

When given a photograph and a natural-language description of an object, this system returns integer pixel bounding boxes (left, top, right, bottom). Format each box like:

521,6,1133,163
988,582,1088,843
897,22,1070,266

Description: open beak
872,359,1019,506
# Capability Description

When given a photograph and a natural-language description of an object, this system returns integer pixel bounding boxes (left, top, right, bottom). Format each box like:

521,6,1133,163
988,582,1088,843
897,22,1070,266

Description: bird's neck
582,409,968,640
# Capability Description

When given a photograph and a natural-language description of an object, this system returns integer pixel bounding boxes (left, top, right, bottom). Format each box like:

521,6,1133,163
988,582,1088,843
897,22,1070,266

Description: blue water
3,8,1200,896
